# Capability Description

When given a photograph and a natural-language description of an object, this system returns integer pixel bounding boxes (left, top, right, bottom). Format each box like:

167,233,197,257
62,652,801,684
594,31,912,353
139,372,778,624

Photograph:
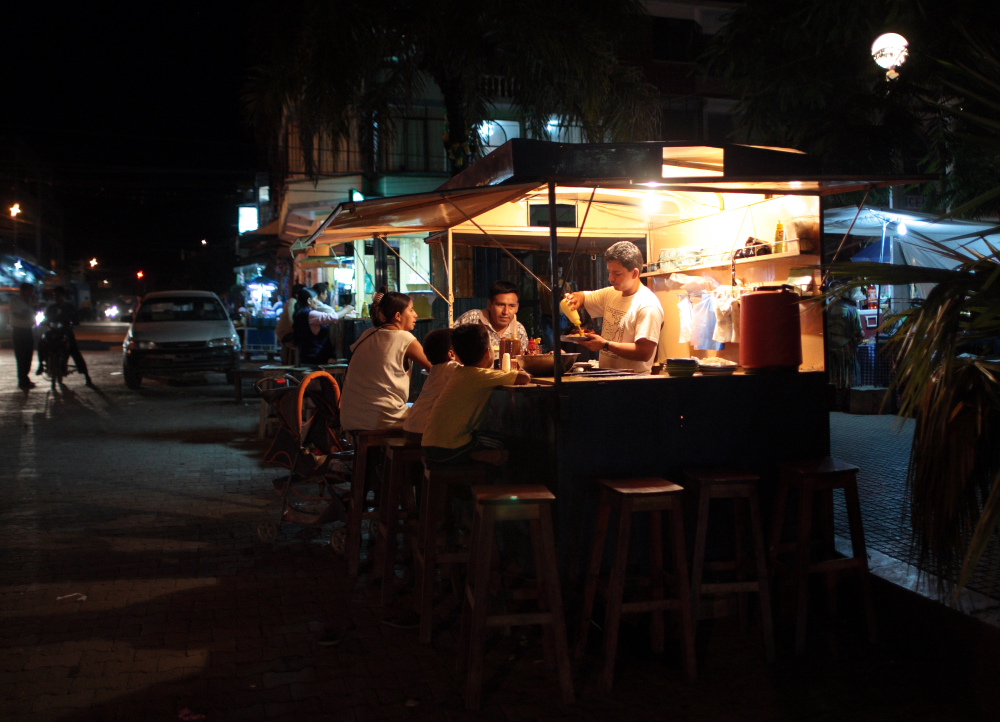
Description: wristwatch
602,340,610,352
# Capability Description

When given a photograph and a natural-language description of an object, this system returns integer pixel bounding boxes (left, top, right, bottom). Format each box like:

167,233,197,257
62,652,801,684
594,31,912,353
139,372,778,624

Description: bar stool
684,468,774,662
374,437,423,604
344,428,404,576
413,461,489,643
458,485,574,711
578,478,696,693
769,457,877,654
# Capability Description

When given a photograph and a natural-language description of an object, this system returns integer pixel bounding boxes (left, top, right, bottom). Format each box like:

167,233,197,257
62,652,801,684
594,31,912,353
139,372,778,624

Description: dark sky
5,4,261,273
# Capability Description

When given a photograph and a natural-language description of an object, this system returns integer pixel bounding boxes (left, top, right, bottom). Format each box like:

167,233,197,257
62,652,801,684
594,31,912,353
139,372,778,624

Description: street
0,349,992,721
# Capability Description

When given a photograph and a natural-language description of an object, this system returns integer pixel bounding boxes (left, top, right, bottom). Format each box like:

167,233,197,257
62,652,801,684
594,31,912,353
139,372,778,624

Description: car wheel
123,363,142,389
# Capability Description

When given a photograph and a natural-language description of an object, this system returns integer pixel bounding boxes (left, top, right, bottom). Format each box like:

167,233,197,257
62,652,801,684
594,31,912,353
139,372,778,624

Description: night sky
5,4,261,278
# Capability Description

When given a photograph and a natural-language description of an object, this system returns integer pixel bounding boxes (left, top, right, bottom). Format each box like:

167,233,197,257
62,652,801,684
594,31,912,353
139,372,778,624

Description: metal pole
447,228,454,326
549,181,562,383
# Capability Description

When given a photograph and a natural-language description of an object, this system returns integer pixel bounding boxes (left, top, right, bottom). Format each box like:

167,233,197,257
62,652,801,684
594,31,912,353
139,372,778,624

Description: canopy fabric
828,206,1000,300
292,182,543,251
825,206,1000,261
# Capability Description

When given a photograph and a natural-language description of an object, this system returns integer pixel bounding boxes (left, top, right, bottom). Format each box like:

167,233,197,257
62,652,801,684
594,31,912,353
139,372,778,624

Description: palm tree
243,0,661,179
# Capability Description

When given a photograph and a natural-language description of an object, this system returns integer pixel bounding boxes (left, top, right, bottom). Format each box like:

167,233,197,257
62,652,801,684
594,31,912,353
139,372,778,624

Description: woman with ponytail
339,290,430,431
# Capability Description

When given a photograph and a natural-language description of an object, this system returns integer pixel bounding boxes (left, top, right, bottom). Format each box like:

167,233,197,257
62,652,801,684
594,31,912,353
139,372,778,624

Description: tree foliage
701,0,1000,195
243,0,661,177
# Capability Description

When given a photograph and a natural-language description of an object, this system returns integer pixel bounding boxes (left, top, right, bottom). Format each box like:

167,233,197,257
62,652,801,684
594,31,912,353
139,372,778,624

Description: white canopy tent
824,206,1000,268
824,206,1000,306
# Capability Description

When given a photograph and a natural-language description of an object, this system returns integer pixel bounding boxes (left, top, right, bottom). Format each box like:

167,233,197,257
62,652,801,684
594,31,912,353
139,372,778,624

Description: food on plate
697,357,738,367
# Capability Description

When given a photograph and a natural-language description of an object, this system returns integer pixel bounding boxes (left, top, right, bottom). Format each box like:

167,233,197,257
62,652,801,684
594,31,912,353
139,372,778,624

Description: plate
560,335,591,344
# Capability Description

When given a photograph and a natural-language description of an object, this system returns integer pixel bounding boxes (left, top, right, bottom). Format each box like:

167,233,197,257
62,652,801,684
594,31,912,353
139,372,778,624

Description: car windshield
136,298,228,322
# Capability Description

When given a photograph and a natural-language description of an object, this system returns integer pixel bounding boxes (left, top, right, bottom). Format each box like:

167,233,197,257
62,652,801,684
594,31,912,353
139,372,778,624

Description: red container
739,285,802,372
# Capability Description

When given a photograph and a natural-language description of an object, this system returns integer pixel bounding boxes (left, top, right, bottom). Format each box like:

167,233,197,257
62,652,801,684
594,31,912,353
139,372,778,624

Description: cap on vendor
563,241,664,374
452,280,529,363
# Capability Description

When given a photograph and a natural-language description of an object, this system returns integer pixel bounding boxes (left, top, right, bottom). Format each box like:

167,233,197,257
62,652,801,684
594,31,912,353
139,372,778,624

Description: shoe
19,382,35,391
318,627,349,646
85,376,95,388
380,612,420,630
35,366,43,375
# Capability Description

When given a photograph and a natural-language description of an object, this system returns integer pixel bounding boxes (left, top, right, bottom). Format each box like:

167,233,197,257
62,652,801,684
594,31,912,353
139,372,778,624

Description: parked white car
122,290,241,389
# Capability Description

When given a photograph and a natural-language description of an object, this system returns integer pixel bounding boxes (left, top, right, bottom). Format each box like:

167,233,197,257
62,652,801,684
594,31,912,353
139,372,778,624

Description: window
137,298,228,322
479,120,520,150
529,204,576,228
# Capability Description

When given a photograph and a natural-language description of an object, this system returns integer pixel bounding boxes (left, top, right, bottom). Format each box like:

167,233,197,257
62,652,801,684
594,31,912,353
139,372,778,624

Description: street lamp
872,32,909,81
10,203,21,218
89,258,98,268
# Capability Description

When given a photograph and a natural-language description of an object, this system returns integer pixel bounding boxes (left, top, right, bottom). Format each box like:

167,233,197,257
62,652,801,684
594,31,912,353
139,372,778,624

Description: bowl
516,353,580,376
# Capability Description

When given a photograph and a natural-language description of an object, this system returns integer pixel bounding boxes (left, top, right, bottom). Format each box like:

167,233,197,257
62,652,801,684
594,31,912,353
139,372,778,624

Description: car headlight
125,338,157,351
208,335,239,349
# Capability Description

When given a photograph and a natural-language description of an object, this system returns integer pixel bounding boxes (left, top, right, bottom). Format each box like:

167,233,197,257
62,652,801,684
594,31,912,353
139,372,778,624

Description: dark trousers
13,328,34,386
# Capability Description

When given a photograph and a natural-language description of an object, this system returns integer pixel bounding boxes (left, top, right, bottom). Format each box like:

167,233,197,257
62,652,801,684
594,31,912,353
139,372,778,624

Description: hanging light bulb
872,33,908,80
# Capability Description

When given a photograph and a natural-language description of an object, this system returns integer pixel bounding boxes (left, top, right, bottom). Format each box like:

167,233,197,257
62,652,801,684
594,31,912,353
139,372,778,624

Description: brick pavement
0,350,995,720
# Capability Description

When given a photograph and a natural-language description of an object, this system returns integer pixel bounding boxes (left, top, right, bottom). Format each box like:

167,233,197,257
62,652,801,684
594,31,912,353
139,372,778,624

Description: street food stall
291,139,928,578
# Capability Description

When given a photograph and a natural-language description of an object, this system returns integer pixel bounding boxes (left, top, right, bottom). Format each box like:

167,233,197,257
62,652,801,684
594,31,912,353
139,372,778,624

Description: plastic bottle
559,297,582,328
501,352,511,372
774,220,786,254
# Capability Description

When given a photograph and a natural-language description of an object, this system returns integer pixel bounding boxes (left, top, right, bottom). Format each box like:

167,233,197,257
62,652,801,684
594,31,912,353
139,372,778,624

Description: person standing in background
10,283,37,391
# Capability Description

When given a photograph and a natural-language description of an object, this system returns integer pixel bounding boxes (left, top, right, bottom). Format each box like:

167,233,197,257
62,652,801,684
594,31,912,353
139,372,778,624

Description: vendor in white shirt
563,241,663,374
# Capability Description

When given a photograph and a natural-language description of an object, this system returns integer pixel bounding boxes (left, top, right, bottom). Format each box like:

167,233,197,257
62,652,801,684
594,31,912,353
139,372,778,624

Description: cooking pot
516,353,580,375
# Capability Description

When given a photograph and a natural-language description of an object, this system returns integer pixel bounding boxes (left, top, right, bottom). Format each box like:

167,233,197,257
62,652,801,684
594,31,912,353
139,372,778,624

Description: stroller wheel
329,526,347,555
257,520,280,543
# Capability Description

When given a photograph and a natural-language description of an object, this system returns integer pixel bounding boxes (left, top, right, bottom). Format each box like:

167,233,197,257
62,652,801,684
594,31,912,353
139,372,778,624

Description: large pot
516,353,580,376
739,285,802,372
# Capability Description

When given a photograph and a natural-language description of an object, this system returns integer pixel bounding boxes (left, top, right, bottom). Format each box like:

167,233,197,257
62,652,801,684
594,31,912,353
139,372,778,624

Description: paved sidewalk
0,350,995,721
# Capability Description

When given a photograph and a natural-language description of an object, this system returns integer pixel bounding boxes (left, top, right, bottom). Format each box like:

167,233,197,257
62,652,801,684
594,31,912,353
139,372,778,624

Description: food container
516,353,580,375
739,285,802,372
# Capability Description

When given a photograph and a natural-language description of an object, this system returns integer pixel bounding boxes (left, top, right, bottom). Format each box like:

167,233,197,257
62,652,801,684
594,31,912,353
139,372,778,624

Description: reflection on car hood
129,320,236,343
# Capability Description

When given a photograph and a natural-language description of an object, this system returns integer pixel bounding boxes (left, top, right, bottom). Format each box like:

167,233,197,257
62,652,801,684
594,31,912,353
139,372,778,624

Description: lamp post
872,32,909,81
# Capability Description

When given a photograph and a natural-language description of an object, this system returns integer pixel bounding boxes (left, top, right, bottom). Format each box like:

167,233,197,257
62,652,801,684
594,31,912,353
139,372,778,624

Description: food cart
292,139,928,578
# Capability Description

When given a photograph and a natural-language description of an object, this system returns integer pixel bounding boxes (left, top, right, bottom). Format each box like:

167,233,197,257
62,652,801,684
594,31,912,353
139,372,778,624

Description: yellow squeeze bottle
559,298,582,328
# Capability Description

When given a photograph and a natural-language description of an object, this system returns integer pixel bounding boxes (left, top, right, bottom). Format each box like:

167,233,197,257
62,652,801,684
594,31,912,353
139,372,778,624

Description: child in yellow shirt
422,324,530,465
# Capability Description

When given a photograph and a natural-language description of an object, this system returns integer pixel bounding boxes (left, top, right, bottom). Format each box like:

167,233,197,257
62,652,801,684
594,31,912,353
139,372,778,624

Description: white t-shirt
583,283,664,374
403,360,459,435
339,326,416,430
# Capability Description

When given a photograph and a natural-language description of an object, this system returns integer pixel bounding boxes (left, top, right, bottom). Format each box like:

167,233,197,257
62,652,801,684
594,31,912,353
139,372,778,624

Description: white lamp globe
872,33,909,70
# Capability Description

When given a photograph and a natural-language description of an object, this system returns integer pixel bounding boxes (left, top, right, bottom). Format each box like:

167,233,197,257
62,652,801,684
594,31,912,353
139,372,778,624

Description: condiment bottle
774,220,785,254
501,352,511,372
559,298,582,328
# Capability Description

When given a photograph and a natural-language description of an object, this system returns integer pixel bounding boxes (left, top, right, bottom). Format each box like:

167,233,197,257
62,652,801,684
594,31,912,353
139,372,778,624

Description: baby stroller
257,370,355,544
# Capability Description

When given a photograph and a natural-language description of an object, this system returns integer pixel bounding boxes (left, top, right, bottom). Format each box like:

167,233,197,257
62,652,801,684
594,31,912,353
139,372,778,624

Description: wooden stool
578,478,697,692
458,485,574,711
374,438,423,604
345,428,404,576
685,468,774,662
770,457,877,654
413,461,489,643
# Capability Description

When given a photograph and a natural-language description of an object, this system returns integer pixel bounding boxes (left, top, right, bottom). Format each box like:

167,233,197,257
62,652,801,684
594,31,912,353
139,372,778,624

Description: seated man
422,324,530,466
453,280,529,364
